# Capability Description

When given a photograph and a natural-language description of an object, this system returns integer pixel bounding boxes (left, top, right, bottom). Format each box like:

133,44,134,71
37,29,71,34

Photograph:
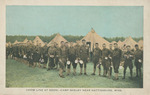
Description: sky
6,6,143,37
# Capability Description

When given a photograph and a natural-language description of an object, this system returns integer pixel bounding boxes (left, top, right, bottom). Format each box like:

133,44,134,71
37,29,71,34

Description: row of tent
6,28,143,50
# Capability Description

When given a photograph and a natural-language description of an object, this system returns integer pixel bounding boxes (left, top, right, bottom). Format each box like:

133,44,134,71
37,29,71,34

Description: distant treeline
6,34,143,43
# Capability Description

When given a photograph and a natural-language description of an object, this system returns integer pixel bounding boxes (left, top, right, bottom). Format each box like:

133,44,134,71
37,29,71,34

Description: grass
6,58,143,88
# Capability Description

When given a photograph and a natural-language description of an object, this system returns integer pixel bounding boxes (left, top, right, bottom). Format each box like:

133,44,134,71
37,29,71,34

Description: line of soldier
6,39,143,79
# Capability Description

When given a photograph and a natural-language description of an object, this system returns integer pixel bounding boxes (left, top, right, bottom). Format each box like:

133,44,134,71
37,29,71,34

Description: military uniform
68,46,76,69
102,48,111,76
79,45,89,68
58,45,68,77
123,50,134,79
93,47,102,70
54,46,60,69
48,46,56,69
109,48,113,76
112,48,122,73
134,49,143,77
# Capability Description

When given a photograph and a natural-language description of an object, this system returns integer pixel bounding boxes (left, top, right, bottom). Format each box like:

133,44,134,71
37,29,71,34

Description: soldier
67,42,76,75
112,43,122,80
54,43,59,70
58,41,68,78
101,43,111,78
134,44,143,78
109,44,113,76
47,42,56,70
42,43,48,68
64,42,69,72
79,39,89,75
74,41,80,74
91,43,102,76
6,44,10,59
122,45,134,79
33,44,41,67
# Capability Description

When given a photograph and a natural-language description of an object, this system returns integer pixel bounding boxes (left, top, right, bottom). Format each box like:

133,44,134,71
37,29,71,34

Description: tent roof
138,40,143,48
23,38,28,43
47,33,67,46
122,36,137,48
33,36,45,47
80,28,110,49
111,41,117,44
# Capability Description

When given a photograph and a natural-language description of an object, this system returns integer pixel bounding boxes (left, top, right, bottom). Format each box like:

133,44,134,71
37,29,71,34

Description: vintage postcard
0,0,150,95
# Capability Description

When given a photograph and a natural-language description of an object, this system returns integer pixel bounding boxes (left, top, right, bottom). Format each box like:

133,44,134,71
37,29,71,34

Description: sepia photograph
6,6,143,88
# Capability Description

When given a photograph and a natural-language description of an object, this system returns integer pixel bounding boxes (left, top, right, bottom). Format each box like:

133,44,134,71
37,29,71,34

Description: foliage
6,34,143,43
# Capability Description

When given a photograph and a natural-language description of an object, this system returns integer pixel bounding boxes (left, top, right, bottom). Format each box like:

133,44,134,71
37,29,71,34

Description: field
6,58,143,88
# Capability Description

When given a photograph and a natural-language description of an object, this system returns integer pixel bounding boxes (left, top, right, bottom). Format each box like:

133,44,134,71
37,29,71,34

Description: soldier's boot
108,71,110,79
130,69,133,79
67,69,70,76
99,69,101,76
84,68,87,75
116,73,119,80
139,69,142,78
91,69,96,75
59,68,65,78
103,70,106,77
136,68,139,77
73,69,76,76
123,70,126,79
80,68,82,75
33,62,36,68
110,67,112,76
38,63,41,68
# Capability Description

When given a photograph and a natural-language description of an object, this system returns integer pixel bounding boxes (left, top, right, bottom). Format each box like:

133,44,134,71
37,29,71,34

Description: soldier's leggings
59,58,66,69
67,63,71,69
49,57,55,68
80,62,87,68
112,59,120,73
72,62,77,69
55,57,59,66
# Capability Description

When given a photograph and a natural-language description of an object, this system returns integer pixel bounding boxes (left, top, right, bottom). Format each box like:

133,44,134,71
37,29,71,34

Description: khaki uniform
93,47,102,69
68,46,76,69
134,49,143,77
102,48,111,71
48,46,56,69
112,48,122,73
79,45,89,68
123,50,134,78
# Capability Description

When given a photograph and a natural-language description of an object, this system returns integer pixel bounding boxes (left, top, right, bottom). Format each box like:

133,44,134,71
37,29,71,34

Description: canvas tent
33,36,45,47
111,41,117,44
47,33,67,46
80,28,110,50
13,40,21,45
22,38,28,43
138,40,143,48
122,36,137,49
117,40,123,48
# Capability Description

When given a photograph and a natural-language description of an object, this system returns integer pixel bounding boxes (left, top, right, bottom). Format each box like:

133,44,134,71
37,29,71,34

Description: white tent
80,28,110,50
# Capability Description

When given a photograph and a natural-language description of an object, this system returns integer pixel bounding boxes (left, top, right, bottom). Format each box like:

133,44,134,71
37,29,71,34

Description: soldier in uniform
134,44,143,78
109,44,113,76
79,39,89,75
112,43,122,80
101,43,111,78
47,42,56,70
42,43,48,68
33,43,41,67
67,42,76,75
91,43,102,76
122,45,134,79
54,43,59,70
58,41,68,78
64,42,69,72
74,41,80,74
